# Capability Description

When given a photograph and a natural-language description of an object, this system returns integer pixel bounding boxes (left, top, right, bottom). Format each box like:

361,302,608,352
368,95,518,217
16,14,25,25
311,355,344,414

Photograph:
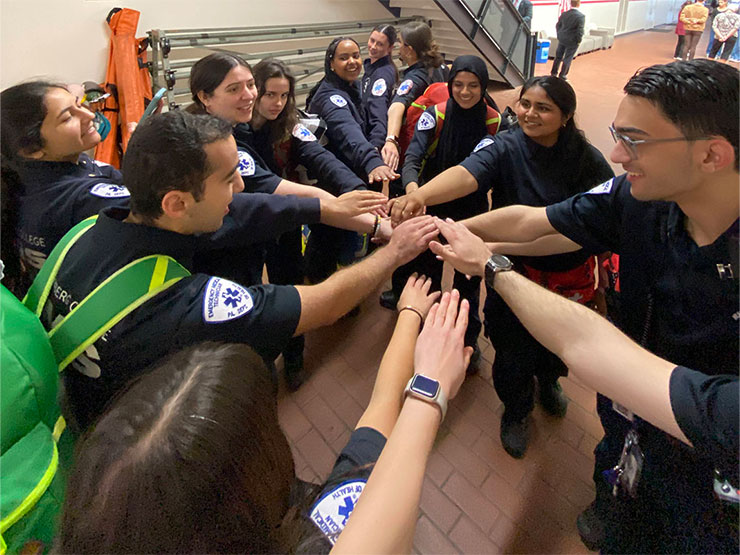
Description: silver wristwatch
484,254,513,287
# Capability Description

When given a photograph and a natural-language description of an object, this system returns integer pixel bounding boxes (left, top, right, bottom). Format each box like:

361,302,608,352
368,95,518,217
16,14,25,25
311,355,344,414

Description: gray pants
551,43,579,78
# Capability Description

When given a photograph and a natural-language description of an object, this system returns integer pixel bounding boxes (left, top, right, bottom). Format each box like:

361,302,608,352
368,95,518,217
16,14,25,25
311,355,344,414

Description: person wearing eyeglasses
392,59,739,554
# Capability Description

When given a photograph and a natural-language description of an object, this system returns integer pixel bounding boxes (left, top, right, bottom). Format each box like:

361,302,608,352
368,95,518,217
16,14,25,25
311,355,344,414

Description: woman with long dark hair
361,24,398,149
391,76,614,458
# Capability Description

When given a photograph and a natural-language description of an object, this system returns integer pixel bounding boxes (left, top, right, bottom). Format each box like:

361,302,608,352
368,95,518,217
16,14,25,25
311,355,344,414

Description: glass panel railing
478,0,533,79
461,0,486,16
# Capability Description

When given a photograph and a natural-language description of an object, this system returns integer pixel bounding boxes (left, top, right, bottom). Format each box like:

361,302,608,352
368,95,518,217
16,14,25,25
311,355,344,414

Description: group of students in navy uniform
0,16,738,554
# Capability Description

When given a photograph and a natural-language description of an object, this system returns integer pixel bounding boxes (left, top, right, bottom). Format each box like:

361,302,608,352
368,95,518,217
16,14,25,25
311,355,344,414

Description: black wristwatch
484,254,513,287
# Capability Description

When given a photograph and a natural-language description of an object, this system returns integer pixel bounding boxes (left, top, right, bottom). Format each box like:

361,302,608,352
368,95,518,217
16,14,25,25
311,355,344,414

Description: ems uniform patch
237,151,256,177
93,160,112,168
397,79,413,96
202,277,254,323
89,183,130,198
309,480,366,545
330,94,348,108
587,178,614,195
371,78,387,96
417,111,436,131
292,123,317,142
473,137,495,152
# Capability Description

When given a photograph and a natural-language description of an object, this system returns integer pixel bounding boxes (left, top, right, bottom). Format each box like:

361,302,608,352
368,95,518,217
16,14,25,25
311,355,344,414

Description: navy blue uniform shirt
361,56,396,149
232,123,283,194
45,207,302,429
308,80,385,181
15,153,130,275
390,61,448,110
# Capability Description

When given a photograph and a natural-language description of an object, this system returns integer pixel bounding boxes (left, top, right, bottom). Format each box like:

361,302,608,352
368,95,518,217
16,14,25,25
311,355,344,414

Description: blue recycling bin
536,40,550,63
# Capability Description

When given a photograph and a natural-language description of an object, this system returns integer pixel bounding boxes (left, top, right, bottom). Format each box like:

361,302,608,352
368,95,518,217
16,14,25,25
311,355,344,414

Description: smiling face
367,30,393,63
515,85,567,147
198,65,257,125
451,71,482,110
330,40,362,83
30,87,100,162
256,77,291,121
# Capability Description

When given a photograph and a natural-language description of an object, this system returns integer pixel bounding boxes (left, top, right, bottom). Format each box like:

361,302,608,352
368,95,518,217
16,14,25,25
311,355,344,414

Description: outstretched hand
389,192,426,227
332,190,388,218
397,274,441,320
429,217,490,278
413,290,472,401
368,165,400,186
381,142,400,171
387,215,438,265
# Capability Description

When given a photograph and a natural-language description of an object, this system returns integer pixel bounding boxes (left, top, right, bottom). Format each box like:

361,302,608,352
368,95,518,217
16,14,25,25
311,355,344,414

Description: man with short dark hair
42,111,438,430
551,0,585,80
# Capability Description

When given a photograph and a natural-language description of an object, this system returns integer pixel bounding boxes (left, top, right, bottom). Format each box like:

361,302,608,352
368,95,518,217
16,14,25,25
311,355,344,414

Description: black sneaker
539,380,568,418
500,413,529,459
576,499,607,551
379,289,398,310
284,353,306,392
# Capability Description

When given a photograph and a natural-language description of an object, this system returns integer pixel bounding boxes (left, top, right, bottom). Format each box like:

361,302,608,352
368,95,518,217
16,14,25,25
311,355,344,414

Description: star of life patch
371,78,387,96
292,123,317,142
587,178,614,195
417,111,436,131
237,150,256,177
93,159,112,168
309,480,366,545
397,79,413,96
89,183,130,198
202,277,254,323
330,94,348,108
473,137,495,153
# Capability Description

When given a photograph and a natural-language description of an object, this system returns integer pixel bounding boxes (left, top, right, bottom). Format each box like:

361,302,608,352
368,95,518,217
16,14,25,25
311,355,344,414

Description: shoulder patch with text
202,277,254,323
473,137,495,153
417,111,436,131
397,79,414,96
89,183,130,198
292,123,317,142
237,150,256,177
587,178,614,195
310,480,366,545
330,94,348,108
371,78,387,97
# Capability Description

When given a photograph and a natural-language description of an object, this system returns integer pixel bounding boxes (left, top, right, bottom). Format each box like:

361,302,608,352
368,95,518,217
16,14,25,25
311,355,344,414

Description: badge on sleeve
237,150,256,177
371,78,387,97
397,79,414,96
473,137,495,153
292,123,317,142
587,178,614,195
93,159,112,168
330,94,348,108
417,111,436,131
89,183,130,198
309,480,367,545
202,277,254,323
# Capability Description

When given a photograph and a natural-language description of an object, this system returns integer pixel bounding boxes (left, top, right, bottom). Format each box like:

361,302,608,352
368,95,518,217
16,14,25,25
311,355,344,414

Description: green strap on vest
23,216,190,371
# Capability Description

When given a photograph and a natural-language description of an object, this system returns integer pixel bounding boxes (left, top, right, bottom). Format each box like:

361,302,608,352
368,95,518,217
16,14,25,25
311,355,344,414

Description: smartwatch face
490,254,511,268
411,375,439,398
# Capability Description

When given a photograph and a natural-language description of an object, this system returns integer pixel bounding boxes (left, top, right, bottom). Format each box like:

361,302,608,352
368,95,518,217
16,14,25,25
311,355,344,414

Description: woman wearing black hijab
380,55,501,361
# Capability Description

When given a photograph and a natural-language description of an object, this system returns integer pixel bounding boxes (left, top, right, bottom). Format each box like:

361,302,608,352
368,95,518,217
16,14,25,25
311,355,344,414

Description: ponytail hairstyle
0,80,65,296
401,21,444,70
305,36,361,109
371,24,399,82
187,52,251,114
253,58,299,145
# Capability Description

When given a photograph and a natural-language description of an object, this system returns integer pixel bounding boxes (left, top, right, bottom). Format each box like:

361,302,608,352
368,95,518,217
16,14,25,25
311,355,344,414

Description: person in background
551,0,585,80
674,0,692,59
680,0,709,59
709,0,740,60
362,24,398,150
518,0,533,30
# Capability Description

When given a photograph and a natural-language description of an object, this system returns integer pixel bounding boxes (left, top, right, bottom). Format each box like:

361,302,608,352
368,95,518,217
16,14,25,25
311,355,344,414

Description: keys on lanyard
603,429,644,498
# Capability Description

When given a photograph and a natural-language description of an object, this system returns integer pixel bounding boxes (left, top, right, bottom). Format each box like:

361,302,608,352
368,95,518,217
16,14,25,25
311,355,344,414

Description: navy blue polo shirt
389,61,448,109
361,56,396,149
232,123,283,194
14,154,130,275
45,207,302,429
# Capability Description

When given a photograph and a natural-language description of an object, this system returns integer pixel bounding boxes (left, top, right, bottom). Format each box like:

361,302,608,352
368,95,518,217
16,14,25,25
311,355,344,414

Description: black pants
390,248,482,348
682,30,702,60
484,290,566,420
709,35,738,60
674,34,685,57
551,43,579,78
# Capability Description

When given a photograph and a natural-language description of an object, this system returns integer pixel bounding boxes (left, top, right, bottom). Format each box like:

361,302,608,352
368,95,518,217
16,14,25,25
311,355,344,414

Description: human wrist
403,373,448,421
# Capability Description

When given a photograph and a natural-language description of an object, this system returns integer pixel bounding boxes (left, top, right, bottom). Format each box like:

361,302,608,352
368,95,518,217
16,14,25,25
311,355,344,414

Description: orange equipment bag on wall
94,7,153,167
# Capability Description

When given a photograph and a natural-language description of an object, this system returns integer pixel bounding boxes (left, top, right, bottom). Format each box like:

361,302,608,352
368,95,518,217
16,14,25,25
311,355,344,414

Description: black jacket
556,8,585,46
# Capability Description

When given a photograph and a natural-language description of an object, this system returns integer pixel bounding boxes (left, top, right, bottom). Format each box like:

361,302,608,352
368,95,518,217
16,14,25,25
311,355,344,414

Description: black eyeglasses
608,124,709,160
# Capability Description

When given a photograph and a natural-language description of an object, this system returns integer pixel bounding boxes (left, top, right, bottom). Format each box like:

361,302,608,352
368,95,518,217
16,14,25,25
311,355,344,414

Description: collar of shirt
403,61,424,76
17,153,97,193
364,55,393,73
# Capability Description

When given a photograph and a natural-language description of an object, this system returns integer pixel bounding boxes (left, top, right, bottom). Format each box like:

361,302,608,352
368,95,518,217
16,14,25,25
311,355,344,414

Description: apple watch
484,253,513,288
404,374,447,421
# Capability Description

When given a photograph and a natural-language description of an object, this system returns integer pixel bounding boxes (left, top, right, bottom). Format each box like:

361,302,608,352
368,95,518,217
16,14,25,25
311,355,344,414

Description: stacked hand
397,274,441,319
381,141,400,171
429,217,490,278
386,215,438,265
331,190,388,218
389,192,426,227
368,165,400,186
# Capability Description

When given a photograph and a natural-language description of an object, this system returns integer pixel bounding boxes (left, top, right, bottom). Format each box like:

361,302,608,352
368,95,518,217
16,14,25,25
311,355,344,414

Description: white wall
0,0,390,89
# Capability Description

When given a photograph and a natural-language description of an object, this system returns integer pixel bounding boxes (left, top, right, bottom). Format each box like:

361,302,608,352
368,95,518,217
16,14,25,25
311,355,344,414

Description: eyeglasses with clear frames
608,124,709,160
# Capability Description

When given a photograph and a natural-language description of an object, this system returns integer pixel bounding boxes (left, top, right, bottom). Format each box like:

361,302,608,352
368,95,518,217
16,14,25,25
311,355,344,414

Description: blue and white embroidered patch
89,183,130,198
330,94,348,108
397,79,413,96
371,78,387,97
417,111,436,131
93,159,111,168
587,178,614,195
292,123,317,142
310,480,366,545
473,137,495,153
202,277,254,323
237,151,256,177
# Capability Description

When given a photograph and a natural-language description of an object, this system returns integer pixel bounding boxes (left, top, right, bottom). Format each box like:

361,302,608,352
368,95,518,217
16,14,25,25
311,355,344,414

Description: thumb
462,346,474,368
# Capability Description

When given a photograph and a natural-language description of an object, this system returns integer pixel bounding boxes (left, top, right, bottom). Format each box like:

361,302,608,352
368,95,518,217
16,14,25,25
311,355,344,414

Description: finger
406,273,418,290
427,290,441,305
462,345,474,369
434,291,451,327
421,275,433,295
455,298,470,333
424,303,440,330
444,289,461,327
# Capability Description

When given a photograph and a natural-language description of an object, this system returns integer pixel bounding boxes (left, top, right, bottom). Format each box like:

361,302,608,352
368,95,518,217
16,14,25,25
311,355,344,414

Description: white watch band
403,374,447,421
